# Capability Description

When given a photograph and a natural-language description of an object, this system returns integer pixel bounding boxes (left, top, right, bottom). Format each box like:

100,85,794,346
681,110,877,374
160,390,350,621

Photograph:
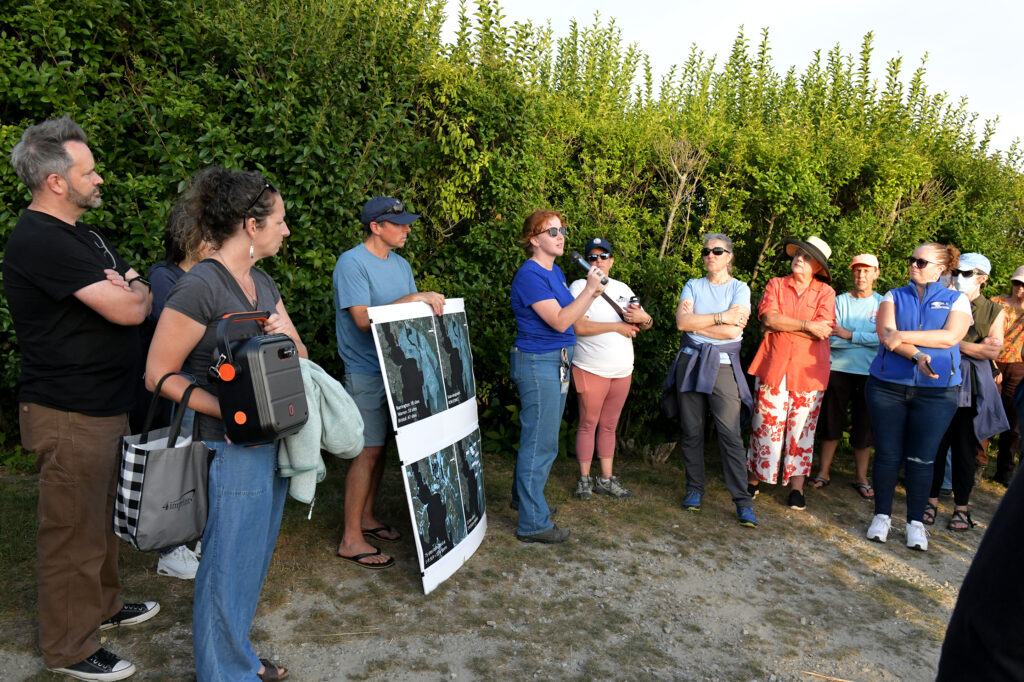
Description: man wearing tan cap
990,265,1024,485
810,253,882,498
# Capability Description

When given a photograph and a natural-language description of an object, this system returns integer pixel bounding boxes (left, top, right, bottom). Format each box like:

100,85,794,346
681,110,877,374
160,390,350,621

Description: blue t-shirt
511,259,575,353
829,292,882,375
680,277,751,362
333,242,417,375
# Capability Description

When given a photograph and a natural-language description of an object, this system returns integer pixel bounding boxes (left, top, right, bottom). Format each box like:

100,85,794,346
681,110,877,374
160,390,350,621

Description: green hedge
2,1,1023,453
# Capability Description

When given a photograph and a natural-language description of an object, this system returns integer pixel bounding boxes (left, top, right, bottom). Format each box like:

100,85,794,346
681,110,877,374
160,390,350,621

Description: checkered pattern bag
114,378,213,551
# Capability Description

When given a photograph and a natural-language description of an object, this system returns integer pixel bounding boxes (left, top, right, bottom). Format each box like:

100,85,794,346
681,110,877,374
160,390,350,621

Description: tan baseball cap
849,254,879,269
1012,265,1024,283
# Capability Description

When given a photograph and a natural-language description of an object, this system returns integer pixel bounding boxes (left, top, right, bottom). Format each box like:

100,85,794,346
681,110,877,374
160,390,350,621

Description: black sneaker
99,601,160,631
787,489,806,510
48,647,136,681
747,483,759,499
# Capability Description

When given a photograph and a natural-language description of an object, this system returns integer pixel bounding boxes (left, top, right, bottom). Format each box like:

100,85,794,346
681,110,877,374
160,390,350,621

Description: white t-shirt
568,277,635,378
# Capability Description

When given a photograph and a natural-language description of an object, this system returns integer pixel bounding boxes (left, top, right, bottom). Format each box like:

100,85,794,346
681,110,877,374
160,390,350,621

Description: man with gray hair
4,115,157,681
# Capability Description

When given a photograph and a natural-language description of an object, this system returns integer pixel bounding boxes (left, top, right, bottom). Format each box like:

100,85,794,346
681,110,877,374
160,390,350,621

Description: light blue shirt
829,291,882,376
680,277,751,363
333,242,417,375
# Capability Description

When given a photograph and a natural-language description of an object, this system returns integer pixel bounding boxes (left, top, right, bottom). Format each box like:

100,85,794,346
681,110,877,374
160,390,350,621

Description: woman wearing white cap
990,265,1024,485
924,253,1007,531
746,236,836,511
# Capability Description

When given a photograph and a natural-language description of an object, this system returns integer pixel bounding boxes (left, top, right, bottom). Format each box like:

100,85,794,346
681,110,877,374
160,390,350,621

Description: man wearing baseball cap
810,254,882,499
332,196,445,569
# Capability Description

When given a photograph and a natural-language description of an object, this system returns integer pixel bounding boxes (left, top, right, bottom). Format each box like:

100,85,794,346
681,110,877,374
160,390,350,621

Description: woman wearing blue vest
865,242,971,551
510,210,606,544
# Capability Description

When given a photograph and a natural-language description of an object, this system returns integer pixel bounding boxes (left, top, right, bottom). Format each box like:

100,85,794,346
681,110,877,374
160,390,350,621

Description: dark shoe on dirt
516,525,570,544
787,489,806,510
99,602,159,631
593,476,634,498
48,648,136,681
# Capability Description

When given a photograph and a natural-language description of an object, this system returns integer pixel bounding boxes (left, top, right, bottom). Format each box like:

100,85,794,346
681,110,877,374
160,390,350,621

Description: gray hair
9,115,88,191
702,232,735,275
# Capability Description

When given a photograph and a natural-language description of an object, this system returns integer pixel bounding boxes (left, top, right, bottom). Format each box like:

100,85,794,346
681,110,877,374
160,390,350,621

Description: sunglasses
907,256,937,269
537,226,568,238
245,181,271,216
950,269,982,278
701,247,730,257
587,253,612,262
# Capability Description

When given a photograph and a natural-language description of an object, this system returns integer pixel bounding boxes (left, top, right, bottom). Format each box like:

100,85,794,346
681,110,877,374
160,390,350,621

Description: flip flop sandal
948,509,975,532
923,502,938,526
809,476,830,488
258,659,289,681
336,547,395,570
850,482,874,499
362,524,402,543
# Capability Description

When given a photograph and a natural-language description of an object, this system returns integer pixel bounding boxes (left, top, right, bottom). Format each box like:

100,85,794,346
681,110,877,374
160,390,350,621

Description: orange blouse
992,295,1024,363
748,275,836,393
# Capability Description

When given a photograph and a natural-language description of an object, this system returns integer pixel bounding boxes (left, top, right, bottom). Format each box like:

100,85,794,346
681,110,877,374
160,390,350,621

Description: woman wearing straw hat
746,236,836,511
990,265,1024,485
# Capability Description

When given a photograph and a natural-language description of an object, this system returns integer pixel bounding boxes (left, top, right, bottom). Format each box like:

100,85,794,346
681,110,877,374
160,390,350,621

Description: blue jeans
511,346,572,536
193,441,287,681
866,377,958,522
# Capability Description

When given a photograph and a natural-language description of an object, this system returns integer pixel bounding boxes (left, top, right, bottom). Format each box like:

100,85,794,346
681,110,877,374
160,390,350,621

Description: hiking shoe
737,506,758,528
516,525,570,544
574,476,593,500
593,476,634,499
787,489,806,510
682,491,702,511
747,483,759,499
99,602,160,631
906,521,928,551
157,545,199,580
48,647,136,681
866,514,891,543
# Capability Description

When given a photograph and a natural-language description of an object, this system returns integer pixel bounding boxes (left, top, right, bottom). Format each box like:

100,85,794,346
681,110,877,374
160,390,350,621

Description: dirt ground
2,450,1000,681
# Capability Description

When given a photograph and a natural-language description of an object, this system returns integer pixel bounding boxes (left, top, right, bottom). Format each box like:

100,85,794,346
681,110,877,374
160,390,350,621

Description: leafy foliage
2,1,1023,452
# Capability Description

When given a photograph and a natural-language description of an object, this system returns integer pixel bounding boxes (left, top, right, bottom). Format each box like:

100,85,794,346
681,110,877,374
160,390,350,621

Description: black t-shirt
164,259,281,440
2,209,140,415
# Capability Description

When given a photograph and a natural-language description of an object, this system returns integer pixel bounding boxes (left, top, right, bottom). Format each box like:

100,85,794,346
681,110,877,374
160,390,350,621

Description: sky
441,0,1023,154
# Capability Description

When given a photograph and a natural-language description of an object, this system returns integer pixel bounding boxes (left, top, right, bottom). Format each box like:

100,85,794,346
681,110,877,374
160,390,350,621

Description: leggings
573,367,632,464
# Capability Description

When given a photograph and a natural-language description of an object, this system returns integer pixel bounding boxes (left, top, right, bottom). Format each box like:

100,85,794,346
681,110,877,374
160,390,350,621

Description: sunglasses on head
587,252,612,262
371,201,407,223
701,247,730,257
245,181,271,216
907,256,937,269
538,226,568,238
950,269,981,278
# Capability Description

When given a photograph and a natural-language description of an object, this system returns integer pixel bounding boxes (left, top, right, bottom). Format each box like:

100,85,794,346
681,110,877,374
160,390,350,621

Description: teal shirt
829,291,882,375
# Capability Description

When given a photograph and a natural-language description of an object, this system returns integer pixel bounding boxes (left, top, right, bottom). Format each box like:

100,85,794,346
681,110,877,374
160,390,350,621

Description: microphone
569,251,608,285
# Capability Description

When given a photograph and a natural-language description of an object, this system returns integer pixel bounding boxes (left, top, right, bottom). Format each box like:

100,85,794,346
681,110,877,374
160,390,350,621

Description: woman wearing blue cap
567,237,653,501
925,252,1007,531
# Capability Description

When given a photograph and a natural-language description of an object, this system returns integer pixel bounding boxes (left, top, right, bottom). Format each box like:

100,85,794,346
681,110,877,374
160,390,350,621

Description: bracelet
127,275,151,290
641,316,653,329
714,313,722,325
800,320,806,331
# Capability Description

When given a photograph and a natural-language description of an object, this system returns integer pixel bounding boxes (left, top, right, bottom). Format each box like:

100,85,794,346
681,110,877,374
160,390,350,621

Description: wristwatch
126,276,151,290
912,351,924,363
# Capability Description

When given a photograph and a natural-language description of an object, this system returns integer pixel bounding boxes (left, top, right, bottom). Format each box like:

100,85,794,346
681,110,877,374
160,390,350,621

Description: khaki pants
20,403,128,668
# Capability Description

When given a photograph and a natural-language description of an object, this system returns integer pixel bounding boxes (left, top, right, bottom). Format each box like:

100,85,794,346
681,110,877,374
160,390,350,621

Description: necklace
213,253,257,307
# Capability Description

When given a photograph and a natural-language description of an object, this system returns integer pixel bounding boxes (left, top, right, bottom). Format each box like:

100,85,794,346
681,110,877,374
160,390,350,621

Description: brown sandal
923,503,937,526
258,659,289,681
948,509,975,532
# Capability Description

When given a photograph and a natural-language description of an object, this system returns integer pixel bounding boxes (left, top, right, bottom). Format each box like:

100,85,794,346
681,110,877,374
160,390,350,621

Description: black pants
930,406,978,506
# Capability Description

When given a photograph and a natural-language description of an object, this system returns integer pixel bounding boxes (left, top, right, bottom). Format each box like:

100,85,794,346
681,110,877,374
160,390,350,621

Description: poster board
368,298,486,594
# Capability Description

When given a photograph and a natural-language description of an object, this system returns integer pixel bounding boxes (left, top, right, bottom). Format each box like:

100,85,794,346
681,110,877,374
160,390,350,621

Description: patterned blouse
992,295,1024,363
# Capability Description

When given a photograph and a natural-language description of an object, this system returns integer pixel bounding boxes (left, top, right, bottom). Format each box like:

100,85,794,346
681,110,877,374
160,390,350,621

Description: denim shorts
345,372,390,447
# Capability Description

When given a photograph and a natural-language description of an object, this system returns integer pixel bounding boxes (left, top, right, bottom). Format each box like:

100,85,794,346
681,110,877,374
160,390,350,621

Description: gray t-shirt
164,259,282,440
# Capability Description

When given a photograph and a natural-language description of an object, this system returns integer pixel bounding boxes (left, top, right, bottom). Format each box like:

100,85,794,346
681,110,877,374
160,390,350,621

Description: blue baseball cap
584,237,613,255
361,196,419,225
959,253,991,275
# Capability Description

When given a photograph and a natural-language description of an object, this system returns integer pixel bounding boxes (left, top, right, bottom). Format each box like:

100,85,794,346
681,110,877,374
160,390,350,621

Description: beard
66,182,102,210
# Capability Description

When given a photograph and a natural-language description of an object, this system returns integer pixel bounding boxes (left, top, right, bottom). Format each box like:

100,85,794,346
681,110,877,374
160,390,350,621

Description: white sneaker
866,514,891,543
157,545,199,579
906,520,928,551
193,540,201,558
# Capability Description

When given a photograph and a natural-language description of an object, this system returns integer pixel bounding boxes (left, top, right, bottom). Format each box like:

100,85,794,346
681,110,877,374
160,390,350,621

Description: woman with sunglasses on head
924,254,1007,531
567,238,652,501
746,236,835,512
989,266,1024,485
864,243,971,551
510,210,607,543
147,166,304,680
667,233,756,526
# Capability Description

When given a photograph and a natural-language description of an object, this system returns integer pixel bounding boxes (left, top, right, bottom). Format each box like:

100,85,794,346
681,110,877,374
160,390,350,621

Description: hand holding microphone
570,250,608,285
